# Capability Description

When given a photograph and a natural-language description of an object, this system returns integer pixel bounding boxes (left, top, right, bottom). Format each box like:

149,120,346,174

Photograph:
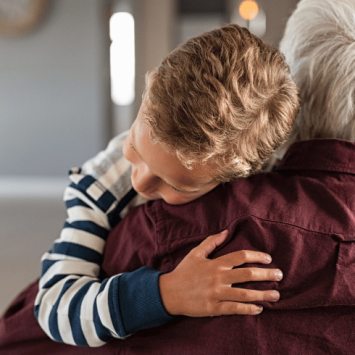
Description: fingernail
253,306,263,314
274,270,283,281
265,254,272,263
269,291,280,301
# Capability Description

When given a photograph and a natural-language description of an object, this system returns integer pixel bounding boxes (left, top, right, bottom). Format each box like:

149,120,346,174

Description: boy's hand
159,230,282,317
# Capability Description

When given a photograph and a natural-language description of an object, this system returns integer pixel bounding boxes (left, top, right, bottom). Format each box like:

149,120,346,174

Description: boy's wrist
159,272,180,316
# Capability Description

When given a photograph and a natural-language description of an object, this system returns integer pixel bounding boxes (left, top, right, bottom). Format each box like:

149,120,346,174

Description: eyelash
169,185,184,193
169,184,198,194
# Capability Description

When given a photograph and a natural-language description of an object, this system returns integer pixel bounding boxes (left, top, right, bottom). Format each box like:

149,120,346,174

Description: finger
213,302,263,316
216,286,280,303
216,250,272,268
224,267,283,284
194,230,229,258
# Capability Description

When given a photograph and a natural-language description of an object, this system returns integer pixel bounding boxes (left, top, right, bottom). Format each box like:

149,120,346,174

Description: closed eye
167,182,198,194
169,184,185,193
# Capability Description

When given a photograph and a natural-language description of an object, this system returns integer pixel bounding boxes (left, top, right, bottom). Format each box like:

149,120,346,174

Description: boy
34,24,299,347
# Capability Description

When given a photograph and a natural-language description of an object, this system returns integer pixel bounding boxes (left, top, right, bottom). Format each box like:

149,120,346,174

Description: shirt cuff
117,266,175,336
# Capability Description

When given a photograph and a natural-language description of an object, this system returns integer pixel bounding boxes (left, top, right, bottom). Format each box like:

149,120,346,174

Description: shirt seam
157,213,354,245
275,165,355,175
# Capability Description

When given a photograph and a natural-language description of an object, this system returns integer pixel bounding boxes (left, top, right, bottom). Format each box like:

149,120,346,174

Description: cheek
162,195,189,205
130,164,137,182
161,191,202,205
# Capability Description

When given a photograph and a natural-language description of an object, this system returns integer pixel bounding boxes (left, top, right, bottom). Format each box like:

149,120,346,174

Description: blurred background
0,0,299,315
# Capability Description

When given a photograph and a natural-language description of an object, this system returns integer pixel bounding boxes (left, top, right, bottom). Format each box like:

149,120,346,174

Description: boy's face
123,105,219,205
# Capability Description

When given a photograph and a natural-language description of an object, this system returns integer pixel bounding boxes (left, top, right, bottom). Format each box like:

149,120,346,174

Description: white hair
279,0,355,147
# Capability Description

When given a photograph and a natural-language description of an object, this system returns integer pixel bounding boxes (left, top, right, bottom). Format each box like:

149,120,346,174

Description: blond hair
280,0,355,147
144,24,300,182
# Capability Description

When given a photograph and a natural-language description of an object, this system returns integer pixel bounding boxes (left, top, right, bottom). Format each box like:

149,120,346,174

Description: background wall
0,0,109,177
0,0,111,315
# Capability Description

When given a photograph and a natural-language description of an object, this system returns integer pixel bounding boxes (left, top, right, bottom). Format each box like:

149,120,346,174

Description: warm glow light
110,12,135,106
239,0,259,21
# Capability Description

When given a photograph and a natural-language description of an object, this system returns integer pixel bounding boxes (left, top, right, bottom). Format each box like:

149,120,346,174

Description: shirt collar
275,139,355,175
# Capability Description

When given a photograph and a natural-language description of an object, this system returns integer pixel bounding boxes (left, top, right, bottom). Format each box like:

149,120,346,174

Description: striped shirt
34,131,173,347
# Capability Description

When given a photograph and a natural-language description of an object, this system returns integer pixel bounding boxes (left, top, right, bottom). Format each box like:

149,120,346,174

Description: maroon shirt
1,139,355,354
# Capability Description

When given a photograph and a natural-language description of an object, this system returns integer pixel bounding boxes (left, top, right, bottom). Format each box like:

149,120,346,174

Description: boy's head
124,24,300,205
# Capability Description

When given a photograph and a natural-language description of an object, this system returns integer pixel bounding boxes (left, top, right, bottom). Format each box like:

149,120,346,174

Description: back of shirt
102,139,355,355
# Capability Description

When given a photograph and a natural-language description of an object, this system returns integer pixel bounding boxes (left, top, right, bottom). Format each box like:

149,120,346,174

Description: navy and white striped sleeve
34,132,173,347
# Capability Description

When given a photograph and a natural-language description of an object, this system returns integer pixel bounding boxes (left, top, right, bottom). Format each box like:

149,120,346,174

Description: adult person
2,0,354,353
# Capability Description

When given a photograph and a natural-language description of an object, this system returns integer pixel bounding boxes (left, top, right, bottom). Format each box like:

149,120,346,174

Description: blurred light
110,12,135,106
249,7,266,38
239,0,259,21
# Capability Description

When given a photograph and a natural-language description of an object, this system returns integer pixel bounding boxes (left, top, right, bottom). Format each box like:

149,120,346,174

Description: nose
131,164,158,194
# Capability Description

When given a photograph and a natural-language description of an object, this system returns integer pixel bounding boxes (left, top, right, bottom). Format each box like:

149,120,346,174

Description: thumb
195,230,229,258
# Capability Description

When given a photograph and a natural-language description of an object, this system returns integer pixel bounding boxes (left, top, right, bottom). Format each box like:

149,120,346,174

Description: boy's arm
34,132,173,347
